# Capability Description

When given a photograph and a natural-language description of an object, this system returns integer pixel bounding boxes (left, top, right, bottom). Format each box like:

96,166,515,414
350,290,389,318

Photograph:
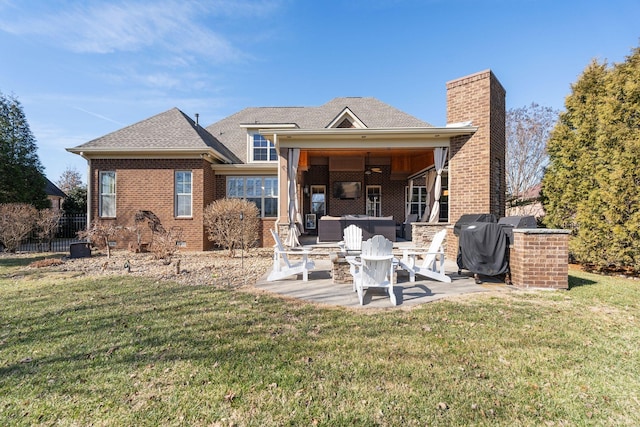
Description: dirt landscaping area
3,248,275,288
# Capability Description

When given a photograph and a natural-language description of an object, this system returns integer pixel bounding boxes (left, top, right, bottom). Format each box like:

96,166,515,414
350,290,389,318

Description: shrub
148,226,183,264
35,208,63,251
77,221,126,258
204,198,260,257
0,203,38,252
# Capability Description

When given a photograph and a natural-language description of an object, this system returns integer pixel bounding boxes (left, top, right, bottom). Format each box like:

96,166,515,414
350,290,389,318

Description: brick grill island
509,229,571,289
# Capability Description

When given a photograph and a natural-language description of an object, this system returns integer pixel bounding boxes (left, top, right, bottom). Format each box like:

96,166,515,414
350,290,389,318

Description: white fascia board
261,126,476,140
65,147,233,164
326,107,367,128
264,127,476,149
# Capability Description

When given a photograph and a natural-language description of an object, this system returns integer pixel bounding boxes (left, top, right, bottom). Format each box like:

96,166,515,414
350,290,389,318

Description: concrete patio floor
255,258,513,309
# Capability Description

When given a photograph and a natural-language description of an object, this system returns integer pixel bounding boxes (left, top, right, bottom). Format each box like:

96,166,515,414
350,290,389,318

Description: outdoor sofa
317,215,396,242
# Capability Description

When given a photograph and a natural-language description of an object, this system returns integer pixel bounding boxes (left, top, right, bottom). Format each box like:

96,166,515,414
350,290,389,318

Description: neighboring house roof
206,97,432,163
512,183,541,202
68,108,239,163
45,177,66,198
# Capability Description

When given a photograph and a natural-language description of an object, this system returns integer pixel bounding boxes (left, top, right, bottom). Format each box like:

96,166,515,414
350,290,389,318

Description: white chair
338,224,363,254
347,235,397,306
267,229,315,282
399,229,451,283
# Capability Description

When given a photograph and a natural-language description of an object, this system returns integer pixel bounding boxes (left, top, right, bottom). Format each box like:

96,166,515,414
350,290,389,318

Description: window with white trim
175,171,192,217
227,176,278,217
406,186,428,220
405,172,449,222
366,185,382,217
99,171,116,218
310,185,326,216
251,133,277,162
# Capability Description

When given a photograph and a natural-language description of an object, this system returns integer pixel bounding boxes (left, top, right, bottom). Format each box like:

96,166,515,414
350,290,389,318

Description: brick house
44,177,66,212
67,70,506,253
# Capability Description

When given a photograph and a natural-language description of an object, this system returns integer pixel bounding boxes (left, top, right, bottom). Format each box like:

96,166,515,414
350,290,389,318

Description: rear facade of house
67,70,506,253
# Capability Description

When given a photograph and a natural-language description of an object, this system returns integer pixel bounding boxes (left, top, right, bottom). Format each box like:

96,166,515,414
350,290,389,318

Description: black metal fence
17,213,87,253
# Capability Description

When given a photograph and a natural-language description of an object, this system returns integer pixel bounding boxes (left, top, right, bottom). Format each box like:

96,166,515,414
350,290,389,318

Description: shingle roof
44,177,66,198
71,98,430,165
72,108,239,162
206,97,431,163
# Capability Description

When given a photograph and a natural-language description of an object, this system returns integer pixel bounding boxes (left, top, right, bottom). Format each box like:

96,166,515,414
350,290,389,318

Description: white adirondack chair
338,224,363,254
347,235,397,306
267,229,315,282
399,229,451,283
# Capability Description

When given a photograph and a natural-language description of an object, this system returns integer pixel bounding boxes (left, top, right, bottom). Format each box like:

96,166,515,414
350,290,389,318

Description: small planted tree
0,203,38,252
131,210,181,263
35,208,63,251
148,226,183,264
204,198,260,257
77,221,125,258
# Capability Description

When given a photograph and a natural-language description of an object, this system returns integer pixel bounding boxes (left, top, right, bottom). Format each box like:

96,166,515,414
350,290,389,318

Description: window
175,171,192,217
252,133,277,162
310,185,326,216
366,185,382,217
406,171,449,222
99,171,116,217
439,174,449,222
227,176,278,217
406,186,428,220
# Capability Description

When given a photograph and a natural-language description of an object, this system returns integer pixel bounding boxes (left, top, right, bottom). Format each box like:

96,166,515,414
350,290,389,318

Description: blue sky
1,0,638,185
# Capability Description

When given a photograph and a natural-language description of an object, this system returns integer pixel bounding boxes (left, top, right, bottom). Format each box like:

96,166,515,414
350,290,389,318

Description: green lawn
1,255,639,426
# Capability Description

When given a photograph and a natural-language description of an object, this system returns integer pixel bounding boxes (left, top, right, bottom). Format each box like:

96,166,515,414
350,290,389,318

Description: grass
1,255,639,426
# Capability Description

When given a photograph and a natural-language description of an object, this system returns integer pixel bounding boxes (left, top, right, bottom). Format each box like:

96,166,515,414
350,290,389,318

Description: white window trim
175,170,193,218
406,185,427,221
226,176,278,218
99,171,116,218
310,185,326,216
366,185,382,217
247,131,278,163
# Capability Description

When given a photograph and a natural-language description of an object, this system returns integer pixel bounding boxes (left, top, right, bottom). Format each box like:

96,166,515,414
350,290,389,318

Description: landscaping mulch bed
9,249,274,288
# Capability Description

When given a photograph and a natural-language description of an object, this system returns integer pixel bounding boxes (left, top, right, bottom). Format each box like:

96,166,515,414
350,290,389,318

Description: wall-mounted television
333,181,361,199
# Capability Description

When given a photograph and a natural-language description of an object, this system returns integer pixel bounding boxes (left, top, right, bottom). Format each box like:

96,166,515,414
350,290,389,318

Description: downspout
80,152,91,228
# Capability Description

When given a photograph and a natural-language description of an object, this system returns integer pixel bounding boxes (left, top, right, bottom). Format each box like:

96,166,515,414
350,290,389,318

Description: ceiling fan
365,152,382,175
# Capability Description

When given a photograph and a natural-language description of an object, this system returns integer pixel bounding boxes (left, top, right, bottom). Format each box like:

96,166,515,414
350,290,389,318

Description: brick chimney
447,70,506,224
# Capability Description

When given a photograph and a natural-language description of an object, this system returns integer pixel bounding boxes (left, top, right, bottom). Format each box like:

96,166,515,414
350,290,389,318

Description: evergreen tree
543,47,640,271
62,186,88,215
0,92,49,209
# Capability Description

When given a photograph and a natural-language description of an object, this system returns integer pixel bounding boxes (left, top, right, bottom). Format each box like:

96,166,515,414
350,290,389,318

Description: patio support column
276,143,290,237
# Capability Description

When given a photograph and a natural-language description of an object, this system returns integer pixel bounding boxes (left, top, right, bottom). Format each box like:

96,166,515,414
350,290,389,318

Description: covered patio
268,125,476,248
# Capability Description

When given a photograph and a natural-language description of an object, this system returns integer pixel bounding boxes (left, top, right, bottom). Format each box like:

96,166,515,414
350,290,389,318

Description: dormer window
252,133,277,162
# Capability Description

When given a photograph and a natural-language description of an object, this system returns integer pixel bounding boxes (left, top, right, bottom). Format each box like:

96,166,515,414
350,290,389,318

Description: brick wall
90,158,213,251
446,70,506,256
510,229,570,289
